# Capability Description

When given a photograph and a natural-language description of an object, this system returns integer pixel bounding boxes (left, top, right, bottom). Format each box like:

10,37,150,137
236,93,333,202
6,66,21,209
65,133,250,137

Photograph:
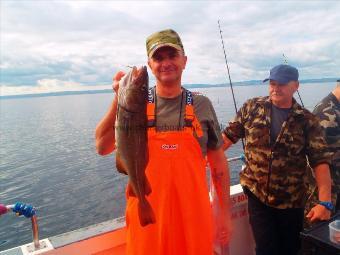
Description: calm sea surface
0,83,333,250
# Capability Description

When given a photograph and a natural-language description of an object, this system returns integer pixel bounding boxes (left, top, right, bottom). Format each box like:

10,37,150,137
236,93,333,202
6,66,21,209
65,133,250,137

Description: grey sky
1,1,339,95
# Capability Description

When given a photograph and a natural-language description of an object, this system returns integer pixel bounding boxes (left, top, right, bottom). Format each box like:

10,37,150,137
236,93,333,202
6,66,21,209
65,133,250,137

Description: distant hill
1,78,337,100
184,77,338,88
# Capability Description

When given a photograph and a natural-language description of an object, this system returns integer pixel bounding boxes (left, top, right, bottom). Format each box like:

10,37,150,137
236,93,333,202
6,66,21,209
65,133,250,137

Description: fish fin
144,177,152,196
127,182,136,197
138,198,156,227
116,152,128,175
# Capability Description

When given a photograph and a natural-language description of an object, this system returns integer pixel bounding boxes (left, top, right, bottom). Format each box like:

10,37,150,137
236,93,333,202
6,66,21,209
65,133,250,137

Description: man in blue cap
222,64,332,255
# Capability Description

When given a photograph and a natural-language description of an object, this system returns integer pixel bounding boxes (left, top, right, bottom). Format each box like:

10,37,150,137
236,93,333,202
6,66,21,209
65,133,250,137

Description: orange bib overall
126,90,213,255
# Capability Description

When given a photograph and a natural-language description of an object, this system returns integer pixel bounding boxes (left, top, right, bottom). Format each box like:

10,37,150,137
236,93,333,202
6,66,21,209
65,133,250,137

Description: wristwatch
318,201,334,211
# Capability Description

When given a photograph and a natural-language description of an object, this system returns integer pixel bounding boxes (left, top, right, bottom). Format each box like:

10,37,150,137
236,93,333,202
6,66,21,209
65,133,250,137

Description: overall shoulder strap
147,87,156,127
184,89,203,137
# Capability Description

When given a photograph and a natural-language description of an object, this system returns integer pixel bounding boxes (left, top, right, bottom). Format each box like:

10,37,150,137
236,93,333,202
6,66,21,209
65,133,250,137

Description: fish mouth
132,66,148,88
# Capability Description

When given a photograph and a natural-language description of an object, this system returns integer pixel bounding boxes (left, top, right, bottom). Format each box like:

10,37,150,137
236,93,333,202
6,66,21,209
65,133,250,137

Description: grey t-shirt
270,104,291,145
154,89,223,156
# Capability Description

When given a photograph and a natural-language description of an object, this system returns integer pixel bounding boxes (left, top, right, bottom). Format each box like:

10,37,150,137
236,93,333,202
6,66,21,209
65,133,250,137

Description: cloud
1,1,339,95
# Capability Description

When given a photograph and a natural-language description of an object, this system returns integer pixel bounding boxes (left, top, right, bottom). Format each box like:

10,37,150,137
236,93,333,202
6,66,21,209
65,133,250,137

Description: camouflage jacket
223,96,332,209
313,92,340,194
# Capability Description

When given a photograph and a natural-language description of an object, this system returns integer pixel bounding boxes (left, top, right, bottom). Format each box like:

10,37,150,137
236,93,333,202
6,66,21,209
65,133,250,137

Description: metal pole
31,215,40,249
2,203,40,250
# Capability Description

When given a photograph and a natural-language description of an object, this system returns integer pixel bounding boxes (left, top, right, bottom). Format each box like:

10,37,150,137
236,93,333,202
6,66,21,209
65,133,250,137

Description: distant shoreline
1,78,337,100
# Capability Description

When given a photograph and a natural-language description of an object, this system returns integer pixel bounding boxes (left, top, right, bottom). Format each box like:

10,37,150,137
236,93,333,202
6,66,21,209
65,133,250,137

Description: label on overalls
161,144,179,150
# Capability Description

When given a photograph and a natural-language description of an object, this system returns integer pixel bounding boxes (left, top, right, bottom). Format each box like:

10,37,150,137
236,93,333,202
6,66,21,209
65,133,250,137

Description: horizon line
0,77,337,99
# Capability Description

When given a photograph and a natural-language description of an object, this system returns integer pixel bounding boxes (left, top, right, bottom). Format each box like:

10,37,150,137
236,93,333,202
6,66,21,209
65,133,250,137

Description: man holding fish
95,29,231,255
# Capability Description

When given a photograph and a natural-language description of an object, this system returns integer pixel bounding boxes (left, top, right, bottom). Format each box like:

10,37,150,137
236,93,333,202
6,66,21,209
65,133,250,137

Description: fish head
118,66,149,112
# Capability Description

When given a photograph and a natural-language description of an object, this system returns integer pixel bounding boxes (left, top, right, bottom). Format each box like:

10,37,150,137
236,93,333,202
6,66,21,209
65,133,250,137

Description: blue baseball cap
263,64,299,84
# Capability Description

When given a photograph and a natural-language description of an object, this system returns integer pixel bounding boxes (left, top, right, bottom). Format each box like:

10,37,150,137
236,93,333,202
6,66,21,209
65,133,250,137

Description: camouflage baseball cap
146,29,184,58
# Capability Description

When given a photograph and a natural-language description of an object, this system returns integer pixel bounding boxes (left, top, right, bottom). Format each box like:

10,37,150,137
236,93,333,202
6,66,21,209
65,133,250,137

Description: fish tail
138,197,156,227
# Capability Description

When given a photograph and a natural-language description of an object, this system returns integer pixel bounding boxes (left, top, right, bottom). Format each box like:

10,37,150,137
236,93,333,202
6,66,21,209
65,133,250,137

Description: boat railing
0,202,40,250
227,154,245,163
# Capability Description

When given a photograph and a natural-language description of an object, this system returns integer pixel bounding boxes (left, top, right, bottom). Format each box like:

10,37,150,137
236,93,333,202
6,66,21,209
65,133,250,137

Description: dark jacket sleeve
305,113,333,168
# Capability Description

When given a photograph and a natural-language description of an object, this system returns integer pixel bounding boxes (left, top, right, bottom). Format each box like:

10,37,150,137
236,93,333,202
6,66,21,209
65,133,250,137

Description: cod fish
115,66,155,227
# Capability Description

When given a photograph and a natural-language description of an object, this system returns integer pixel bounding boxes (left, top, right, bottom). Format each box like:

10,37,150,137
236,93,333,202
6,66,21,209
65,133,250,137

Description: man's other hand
113,71,126,93
306,204,331,223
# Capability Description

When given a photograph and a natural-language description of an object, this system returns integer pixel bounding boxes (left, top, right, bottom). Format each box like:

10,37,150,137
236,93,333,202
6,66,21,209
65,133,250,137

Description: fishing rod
296,90,305,107
282,54,305,107
214,21,245,255
218,20,245,150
